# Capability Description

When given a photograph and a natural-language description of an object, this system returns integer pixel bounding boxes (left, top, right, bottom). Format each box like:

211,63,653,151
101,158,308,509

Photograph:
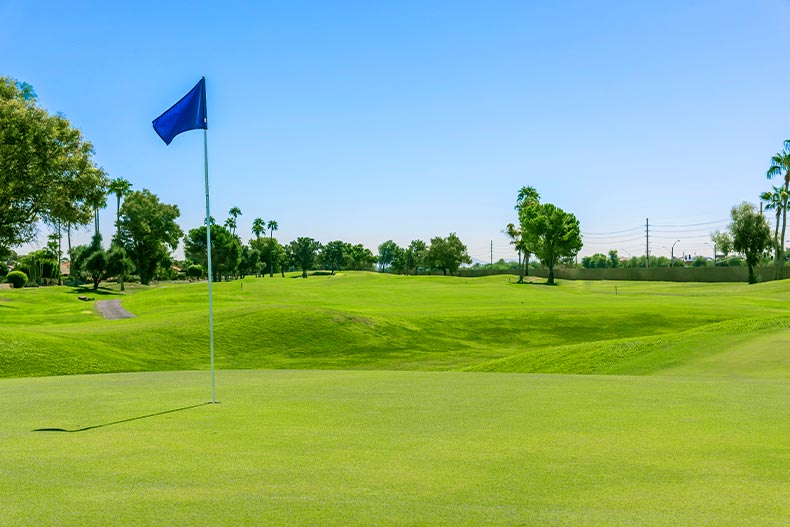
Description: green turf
2,370,789,526
2,273,789,377
3,274,790,525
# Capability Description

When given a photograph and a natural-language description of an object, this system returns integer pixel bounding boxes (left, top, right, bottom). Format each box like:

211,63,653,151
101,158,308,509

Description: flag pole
152,76,213,403
202,91,215,404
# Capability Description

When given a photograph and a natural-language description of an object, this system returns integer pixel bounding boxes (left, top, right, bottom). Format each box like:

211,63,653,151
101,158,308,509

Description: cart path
95,299,136,320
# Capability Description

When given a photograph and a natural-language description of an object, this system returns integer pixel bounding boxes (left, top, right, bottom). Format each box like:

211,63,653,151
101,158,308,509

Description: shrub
187,265,203,279
6,270,28,288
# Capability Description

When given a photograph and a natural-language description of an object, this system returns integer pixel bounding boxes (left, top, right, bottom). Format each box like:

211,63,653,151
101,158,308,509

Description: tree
377,240,399,271
407,240,427,275
106,245,134,290
251,218,266,276
516,186,540,211
608,249,619,268
520,202,583,285
505,223,526,282
226,207,242,237
72,234,108,290
425,233,472,276
582,253,608,269
729,202,772,284
184,224,241,282
107,178,132,239
346,244,376,271
766,142,790,278
1,76,107,250
390,245,409,274
87,188,107,238
514,186,540,278
267,220,278,277
117,189,183,285
322,240,347,274
287,237,321,278
252,217,265,241
710,229,733,262
760,185,788,263
18,248,58,285
239,244,260,278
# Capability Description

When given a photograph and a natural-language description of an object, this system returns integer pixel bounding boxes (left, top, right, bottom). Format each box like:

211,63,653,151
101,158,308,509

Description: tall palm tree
516,186,540,211
87,188,107,238
227,207,242,236
505,223,525,283
107,177,132,240
267,219,278,277
760,185,787,263
251,217,266,276
515,186,540,277
252,217,265,242
766,141,790,278
224,217,237,236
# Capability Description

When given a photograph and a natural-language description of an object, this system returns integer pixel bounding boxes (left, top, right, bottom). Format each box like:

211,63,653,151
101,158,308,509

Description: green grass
2,273,790,377
2,370,789,526
3,273,790,525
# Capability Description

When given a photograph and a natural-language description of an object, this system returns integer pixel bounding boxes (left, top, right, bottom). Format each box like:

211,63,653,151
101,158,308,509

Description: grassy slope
2,273,789,377
2,370,789,526
3,275,790,525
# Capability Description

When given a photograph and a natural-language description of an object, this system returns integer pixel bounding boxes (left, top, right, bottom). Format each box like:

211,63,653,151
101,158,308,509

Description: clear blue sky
4,0,790,263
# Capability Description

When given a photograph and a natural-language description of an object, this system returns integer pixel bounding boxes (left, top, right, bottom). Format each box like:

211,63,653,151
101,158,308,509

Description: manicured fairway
2,273,790,377
2,369,789,526
2,273,789,525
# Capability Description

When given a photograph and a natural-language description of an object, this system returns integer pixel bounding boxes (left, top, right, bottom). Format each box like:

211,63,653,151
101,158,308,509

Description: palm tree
252,217,265,241
760,185,787,263
87,188,108,238
505,223,525,283
267,219,278,277
224,217,237,235
514,186,540,278
516,186,540,211
107,178,132,240
226,207,242,236
766,141,790,278
251,217,266,276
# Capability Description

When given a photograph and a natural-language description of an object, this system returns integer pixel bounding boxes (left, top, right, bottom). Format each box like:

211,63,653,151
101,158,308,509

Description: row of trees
377,235,472,276
581,251,743,269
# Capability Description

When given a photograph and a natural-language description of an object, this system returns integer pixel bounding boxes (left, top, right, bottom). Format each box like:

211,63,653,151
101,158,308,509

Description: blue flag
153,78,207,145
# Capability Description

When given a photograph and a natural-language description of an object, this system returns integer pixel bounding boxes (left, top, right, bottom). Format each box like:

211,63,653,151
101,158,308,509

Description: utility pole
490,240,493,267
645,218,650,268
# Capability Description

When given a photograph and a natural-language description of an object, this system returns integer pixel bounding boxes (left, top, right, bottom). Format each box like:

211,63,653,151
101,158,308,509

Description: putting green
2,370,789,526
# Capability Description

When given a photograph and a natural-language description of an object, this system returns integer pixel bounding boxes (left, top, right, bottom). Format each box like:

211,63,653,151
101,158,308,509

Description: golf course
1,273,789,525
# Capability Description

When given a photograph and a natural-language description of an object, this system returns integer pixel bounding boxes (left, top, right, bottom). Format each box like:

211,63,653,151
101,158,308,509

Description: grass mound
1,273,789,377
466,315,790,376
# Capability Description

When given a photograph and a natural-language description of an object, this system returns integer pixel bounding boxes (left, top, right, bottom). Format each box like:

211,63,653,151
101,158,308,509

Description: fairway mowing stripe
32,401,212,433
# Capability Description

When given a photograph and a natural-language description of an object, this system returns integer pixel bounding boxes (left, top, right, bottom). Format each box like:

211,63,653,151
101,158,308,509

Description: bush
187,265,203,279
6,270,28,288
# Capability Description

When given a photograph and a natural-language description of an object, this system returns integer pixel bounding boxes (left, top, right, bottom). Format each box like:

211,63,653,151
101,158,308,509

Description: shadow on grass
32,402,214,433
67,286,121,297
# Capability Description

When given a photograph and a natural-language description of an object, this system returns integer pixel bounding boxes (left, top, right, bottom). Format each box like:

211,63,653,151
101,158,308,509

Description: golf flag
153,77,216,404
152,78,207,145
